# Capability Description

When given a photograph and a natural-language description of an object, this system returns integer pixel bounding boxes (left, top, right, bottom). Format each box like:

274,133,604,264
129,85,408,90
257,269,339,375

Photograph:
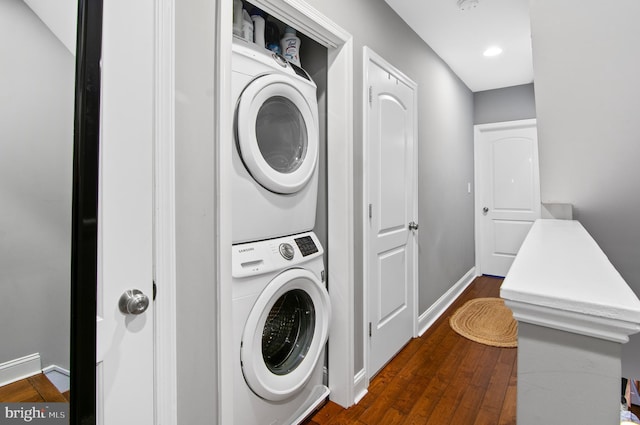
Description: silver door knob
408,221,419,231
482,207,489,215
119,289,150,315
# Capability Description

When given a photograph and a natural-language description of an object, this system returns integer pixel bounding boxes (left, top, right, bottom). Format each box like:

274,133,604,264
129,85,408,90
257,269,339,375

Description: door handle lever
408,221,419,231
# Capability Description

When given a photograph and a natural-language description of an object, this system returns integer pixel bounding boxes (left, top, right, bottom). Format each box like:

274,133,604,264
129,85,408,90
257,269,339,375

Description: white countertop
501,219,640,326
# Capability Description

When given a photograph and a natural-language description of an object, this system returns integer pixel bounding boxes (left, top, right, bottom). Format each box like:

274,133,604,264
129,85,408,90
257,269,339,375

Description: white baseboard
418,267,477,336
42,364,70,377
0,353,42,386
43,365,70,393
353,368,368,404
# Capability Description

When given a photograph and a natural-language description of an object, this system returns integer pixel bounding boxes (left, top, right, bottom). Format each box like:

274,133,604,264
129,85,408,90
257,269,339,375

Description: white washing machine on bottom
232,231,330,425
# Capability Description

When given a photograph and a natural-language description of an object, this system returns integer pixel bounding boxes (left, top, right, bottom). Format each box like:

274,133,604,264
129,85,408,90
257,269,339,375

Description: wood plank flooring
0,373,69,403
305,275,516,425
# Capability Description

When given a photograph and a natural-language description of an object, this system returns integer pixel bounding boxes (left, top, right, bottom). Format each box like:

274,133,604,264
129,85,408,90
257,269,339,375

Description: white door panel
365,48,418,377
97,0,155,423
476,120,540,277
378,247,407,322
378,95,409,232
493,137,537,211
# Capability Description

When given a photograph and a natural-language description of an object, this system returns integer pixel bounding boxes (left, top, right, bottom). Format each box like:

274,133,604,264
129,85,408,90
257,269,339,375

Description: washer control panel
232,231,323,278
294,235,318,257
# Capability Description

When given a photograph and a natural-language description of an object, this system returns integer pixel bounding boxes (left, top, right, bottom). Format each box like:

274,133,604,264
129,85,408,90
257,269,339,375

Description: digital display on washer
294,236,318,257
289,62,311,81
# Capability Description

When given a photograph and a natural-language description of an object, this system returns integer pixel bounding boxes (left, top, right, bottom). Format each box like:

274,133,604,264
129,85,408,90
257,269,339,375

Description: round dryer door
240,268,330,401
235,74,318,194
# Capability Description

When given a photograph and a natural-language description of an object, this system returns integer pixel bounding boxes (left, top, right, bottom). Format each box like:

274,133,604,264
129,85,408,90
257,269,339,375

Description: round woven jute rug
449,298,517,348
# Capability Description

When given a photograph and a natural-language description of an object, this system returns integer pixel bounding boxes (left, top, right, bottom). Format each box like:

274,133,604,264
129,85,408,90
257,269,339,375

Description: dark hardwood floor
0,373,69,403
305,275,517,425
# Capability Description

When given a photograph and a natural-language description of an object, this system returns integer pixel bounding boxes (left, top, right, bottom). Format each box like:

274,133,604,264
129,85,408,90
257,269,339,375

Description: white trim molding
353,368,368,404
252,0,349,48
223,0,355,409
42,364,70,376
505,299,640,343
153,0,178,422
0,353,41,387
325,36,355,408
418,267,476,336
43,365,70,394
215,0,235,423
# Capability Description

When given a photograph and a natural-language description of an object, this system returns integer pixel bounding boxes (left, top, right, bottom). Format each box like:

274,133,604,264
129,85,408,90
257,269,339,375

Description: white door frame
362,47,419,391
153,0,178,423
85,0,176,420
153,0,355,423
98,0,156,422
473,118,538,276
216,0,357,415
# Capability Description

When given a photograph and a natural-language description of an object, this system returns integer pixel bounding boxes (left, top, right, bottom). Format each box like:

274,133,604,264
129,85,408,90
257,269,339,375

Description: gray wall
530,0,640,375
300,34,329,264
474,83,536,125
175,1,219,423
0,0,73,371
302,0,475,373
517,323,621,424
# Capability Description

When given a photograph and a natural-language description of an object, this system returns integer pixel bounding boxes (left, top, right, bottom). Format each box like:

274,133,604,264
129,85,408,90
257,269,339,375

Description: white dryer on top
232,37,320,244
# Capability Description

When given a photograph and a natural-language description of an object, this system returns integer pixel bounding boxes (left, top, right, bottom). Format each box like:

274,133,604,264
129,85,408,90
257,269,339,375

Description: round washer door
241,268,330,401
235,74,318,194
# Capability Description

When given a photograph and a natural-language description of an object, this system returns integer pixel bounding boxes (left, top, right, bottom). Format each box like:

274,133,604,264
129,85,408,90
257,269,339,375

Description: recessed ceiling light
483,46,503,57
457,0,479,11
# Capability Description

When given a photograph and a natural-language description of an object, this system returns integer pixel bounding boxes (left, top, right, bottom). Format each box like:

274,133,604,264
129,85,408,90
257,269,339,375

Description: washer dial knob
279,243,295,260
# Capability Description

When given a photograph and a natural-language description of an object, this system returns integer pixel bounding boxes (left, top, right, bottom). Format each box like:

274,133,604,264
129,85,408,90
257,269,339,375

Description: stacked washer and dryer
231,37,331,425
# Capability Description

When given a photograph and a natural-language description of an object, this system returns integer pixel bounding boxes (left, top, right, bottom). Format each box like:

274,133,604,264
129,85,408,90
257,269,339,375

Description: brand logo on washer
237,247,254,253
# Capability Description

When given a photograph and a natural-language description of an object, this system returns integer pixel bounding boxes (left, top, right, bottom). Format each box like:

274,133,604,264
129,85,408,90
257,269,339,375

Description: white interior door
96,1,155,423
475,119,540,277
365,48,418,377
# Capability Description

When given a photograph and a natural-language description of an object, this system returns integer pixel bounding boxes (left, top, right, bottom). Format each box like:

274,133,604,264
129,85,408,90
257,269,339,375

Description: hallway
306,275,516,425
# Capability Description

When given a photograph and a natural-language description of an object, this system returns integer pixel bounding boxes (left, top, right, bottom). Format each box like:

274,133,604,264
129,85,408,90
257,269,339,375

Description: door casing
362,46,419,388
148,1,356,423
474,118,541,277
216,0,357,417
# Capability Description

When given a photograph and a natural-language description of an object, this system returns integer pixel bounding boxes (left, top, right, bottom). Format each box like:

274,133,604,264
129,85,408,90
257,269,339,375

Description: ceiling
384,0,533,92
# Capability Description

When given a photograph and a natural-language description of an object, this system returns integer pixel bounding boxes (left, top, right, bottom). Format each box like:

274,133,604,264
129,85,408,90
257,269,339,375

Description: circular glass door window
240,268,330,401
262,289,315,375
256,96,308,174
235,74,318,194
